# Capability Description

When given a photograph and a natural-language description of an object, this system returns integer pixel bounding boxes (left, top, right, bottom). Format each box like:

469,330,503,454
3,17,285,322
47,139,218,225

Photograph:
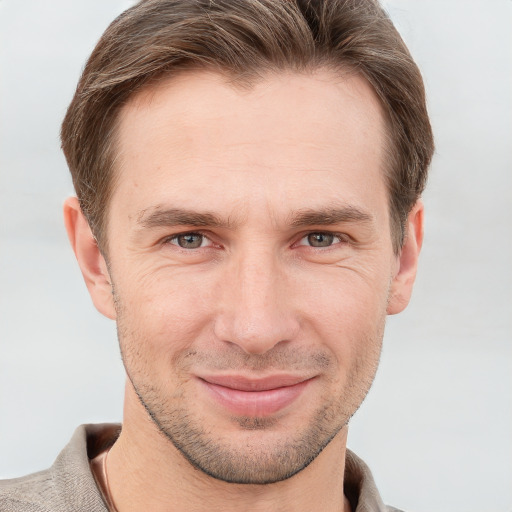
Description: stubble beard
115,306,385,485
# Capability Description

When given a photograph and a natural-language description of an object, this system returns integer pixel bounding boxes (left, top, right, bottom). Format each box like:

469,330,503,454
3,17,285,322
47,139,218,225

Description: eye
168,232,211,249
298,232,343,248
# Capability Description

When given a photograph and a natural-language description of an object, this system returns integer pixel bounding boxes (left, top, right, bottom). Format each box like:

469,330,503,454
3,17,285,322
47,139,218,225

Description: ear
63,197,116,320
387,200,424,315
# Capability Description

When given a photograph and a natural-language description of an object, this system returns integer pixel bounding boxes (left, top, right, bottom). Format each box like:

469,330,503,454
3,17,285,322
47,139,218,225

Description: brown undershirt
90,449,118,512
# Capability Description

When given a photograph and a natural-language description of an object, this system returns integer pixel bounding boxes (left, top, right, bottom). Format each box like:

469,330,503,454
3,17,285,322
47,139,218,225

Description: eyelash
164,231,214,250
296,232,348,249
162,230,349,250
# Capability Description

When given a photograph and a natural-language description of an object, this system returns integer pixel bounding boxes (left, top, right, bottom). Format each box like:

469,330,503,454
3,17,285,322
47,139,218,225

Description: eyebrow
289,206,373,228
136,205,374,231
137,208,235,229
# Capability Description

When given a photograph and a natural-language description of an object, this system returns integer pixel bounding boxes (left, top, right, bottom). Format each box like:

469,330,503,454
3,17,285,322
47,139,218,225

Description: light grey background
1,1,511,511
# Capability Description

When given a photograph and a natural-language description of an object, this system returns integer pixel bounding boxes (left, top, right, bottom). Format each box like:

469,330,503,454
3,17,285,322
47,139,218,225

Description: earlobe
63,197,116,320
387,200,424,315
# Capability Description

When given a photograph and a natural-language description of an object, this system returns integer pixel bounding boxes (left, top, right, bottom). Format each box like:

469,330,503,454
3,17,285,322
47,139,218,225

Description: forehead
112,68,388,222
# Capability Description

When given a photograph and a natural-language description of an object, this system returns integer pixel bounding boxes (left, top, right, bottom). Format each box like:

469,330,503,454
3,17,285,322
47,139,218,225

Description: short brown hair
61,0,434,253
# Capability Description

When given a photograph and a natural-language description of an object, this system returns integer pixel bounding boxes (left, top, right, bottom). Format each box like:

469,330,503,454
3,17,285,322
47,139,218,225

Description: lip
198,374,314,417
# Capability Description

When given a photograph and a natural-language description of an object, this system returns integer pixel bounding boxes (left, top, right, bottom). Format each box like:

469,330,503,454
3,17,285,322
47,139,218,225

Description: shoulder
0,468,55,512
0,424,119,512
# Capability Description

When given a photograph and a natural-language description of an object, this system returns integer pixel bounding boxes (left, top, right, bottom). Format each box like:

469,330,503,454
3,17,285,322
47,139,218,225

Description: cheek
297,266,390,359
299,262,391,320
112,267,218,363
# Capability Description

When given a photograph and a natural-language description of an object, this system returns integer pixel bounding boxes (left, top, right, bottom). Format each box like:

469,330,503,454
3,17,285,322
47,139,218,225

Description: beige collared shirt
0,424,403,512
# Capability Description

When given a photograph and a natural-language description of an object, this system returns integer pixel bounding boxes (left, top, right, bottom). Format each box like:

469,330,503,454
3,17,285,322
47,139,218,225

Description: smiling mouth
198,374,314,417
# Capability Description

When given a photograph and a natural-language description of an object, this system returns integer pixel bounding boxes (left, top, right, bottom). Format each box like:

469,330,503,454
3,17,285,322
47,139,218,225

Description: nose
213,249,300,355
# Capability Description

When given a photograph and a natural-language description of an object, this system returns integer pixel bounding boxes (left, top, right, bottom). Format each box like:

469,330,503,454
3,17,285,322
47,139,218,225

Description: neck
106,383,351,512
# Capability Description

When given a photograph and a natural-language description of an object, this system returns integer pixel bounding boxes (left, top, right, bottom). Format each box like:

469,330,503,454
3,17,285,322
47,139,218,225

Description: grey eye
306,233,335,247
173,233,205,249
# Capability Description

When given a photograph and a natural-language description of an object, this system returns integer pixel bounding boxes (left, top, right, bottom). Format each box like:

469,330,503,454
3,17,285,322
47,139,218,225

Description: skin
64,69,423,512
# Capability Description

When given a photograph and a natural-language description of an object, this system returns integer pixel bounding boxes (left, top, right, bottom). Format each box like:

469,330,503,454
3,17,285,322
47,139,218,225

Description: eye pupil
177,233,203,249
308,233,334,247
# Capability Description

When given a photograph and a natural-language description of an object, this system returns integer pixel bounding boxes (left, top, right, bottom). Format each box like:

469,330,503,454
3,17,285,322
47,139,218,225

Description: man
1,0,433,510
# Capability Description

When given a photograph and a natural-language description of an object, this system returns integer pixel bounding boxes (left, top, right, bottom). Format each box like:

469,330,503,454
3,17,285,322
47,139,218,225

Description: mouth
197,374,315,417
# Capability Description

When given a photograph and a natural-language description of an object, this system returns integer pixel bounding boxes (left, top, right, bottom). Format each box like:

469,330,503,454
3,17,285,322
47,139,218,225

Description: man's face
100,69,406,483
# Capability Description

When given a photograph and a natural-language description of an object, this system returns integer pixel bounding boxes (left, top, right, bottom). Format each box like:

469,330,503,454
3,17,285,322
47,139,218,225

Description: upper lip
198,374,313,391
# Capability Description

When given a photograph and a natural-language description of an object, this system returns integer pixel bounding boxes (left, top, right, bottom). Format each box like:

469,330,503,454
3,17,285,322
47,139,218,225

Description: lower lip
200,379,312,417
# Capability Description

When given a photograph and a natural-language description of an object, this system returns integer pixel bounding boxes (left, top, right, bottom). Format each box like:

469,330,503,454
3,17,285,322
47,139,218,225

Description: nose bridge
214,244,298,354
239,250,276,313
